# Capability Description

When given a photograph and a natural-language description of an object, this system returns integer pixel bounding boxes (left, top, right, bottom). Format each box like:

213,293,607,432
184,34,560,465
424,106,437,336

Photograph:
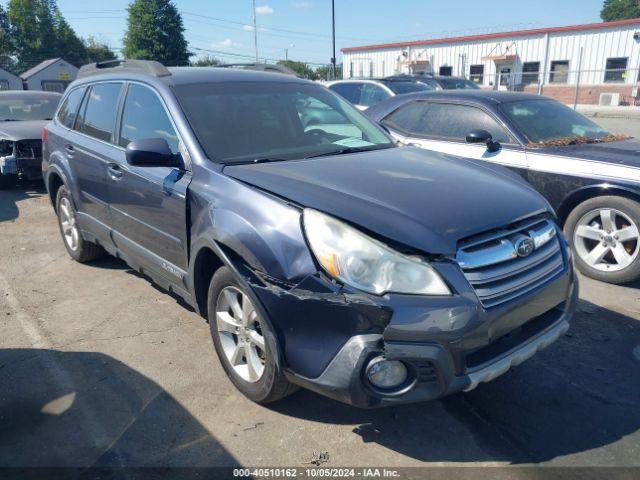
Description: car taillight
42,127,47,143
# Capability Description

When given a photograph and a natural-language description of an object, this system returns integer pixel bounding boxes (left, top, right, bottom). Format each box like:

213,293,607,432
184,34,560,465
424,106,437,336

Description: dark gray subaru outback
43,60,577,408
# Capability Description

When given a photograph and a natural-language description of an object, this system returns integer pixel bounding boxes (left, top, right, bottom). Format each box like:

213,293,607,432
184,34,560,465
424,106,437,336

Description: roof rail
217,63,299,77
78,59,171,79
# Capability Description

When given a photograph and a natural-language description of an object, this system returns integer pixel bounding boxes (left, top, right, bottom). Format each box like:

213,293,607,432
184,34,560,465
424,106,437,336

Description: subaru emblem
515,236,535,258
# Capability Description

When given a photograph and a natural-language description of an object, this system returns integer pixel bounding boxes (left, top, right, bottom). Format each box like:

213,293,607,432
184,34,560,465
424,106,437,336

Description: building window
41,80,69,93
0,80,9,90
522,62,540,84
358,63,364,78
349,62,353,78
439,65,452,76
604,57,628,83
469,65,484,84
369,61,373,78
549,61,569,84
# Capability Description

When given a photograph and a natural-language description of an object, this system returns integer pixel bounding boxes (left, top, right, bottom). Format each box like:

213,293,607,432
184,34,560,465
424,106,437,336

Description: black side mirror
466,129,500,153
125,138,181,168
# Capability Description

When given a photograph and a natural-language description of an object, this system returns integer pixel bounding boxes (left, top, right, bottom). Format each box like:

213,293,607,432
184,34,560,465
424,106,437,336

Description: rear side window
330,83,362,105
358,84,390,107
76,83,123,143
57,87,85,128
383,102,511,144
119,84,179,154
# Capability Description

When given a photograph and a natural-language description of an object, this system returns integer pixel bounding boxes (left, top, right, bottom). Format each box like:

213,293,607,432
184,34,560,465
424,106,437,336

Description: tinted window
76,83,122,142
384,102,511,143
439,66,452,76
57,88,85,128
358,84,390,107
174,82,393,163
119,84,179,154
329,83,362,104
500,99,611,144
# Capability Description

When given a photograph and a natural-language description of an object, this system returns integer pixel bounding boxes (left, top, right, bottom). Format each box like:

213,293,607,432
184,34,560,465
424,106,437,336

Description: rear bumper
0,155,42,180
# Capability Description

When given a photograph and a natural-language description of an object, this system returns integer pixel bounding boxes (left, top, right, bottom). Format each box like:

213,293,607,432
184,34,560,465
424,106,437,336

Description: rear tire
207,266,296,403
55,185,105,263
564,195,640,284
0,173,17,190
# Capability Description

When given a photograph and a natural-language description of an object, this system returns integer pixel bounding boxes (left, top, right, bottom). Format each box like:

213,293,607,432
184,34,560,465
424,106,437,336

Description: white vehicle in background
326,78,434,110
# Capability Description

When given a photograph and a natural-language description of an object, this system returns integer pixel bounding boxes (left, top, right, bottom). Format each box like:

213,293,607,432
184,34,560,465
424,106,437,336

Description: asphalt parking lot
1,183,639,471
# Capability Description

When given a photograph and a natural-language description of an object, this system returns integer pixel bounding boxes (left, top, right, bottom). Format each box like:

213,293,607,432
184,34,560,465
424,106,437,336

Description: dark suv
43,60,577,408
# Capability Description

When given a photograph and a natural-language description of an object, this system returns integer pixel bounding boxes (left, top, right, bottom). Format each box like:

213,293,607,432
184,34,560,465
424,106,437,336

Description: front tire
207,267,296,403
55,185,105,263
564,195,640,284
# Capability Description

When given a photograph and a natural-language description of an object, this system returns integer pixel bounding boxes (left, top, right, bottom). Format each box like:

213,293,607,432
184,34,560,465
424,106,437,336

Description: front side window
438,77,480,90
76,83,123,142
382,80,434,95
57,87,85,129
550,61,569,84
119,84,179,154
358,83,390,107
329,82,362,105
605,57,628,83
0,94,59,121
500,99,611,144
174,81,393,164
383,102,511,144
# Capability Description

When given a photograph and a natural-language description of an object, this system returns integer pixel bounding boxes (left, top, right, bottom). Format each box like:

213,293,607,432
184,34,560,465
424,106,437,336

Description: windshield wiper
0,119,19,122
226,156,290,165
304,144,393,159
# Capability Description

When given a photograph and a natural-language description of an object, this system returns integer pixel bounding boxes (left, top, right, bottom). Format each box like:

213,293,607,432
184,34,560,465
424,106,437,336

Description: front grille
14,139,42,159
456,216,565,309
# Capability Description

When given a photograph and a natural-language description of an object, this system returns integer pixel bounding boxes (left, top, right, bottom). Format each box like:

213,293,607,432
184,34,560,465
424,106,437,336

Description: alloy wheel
215,286,266,383
59,197,79,252
574,208,640,272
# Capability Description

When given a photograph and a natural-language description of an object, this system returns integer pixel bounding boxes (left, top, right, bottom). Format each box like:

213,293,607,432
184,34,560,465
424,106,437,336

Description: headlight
303,209,450,296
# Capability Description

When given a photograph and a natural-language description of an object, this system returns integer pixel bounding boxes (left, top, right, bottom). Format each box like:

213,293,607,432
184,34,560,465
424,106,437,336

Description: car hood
0,120,48,141
533,139,640,167
224,147,550,255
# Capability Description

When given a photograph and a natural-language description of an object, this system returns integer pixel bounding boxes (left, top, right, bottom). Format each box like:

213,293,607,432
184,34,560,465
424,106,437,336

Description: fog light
366,357,408,389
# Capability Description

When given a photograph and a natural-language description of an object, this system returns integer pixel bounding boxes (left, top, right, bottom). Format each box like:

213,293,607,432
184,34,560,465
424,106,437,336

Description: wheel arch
556,183,640,227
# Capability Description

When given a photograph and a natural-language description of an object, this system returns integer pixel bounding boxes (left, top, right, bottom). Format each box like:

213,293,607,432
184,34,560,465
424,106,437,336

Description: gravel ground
1,186,640,472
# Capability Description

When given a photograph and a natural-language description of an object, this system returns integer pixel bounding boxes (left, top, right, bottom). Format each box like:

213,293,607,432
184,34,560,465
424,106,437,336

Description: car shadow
0,348,239,467
270,300,640,464
0,183,46,223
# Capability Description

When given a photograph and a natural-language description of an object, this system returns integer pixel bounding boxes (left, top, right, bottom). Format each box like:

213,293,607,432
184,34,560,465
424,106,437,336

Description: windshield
0,95,59,121
173,82,394,163
382,81,434,95
438,77,480,90
500,99,619,144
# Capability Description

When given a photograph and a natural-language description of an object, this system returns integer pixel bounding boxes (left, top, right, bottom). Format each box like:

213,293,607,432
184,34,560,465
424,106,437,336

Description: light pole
331,0,336,79
252,0,258,63
285,43,294,62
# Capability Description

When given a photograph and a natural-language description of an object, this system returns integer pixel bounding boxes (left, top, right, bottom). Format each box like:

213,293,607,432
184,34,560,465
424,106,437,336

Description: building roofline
341,18,640,53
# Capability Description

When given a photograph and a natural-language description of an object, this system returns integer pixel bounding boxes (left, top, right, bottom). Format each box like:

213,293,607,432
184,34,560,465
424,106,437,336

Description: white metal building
21,58,78,93
341,18,640,104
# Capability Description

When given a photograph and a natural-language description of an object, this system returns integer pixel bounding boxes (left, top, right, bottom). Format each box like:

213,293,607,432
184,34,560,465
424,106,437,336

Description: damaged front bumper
250,250,577,408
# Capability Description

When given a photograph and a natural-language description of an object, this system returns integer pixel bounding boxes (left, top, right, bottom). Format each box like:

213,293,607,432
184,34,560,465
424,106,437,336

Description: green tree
84,37,117,64
8,0,57,71
277,60,317,79
191,55,221,66
0,5,16,71
601,0,640,21
315,64,342,81
53,8,86,67
123,0,190,66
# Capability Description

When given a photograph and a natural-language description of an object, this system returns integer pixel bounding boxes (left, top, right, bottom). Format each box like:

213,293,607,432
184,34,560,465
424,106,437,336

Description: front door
380,101,528,175
107,83,191,292
496,63,514,91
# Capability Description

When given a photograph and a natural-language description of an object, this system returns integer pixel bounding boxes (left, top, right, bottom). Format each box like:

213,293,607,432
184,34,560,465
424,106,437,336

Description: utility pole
252,0,258,63
331,0,336,79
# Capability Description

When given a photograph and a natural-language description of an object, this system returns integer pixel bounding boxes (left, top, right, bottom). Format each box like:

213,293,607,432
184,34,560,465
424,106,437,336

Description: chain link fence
472,67,640,110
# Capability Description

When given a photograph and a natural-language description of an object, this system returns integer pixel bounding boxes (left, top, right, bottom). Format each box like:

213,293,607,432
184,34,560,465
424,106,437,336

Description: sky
10,0,609,66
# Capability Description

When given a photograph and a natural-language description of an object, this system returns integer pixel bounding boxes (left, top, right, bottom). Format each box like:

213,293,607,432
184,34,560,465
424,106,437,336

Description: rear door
65,82,124,244
107,82,191,291
381,101,528,175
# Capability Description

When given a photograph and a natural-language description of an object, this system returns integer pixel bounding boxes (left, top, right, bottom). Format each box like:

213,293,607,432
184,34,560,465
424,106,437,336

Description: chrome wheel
215,286,266,383
574,208,640,272
59,197,79,252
